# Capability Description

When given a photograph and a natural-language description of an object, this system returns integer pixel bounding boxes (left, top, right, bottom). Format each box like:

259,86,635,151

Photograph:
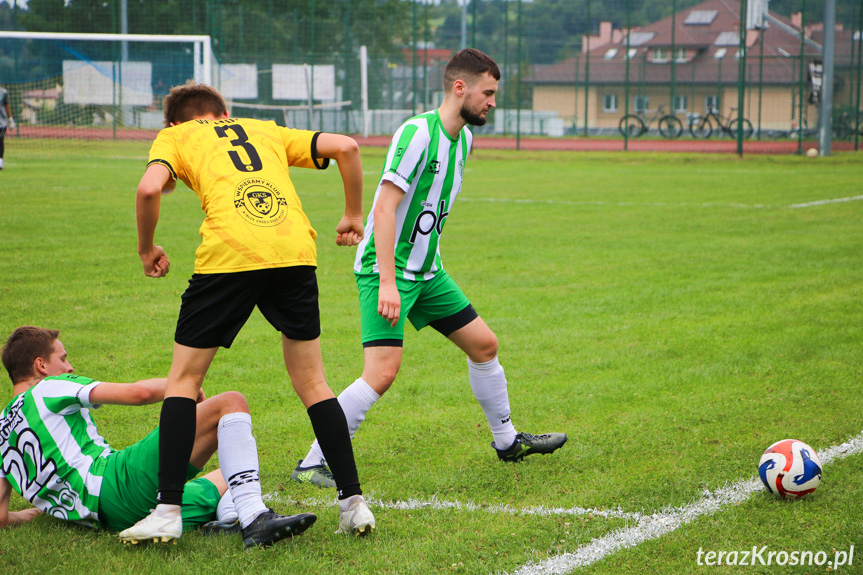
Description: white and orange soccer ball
758,439,823,499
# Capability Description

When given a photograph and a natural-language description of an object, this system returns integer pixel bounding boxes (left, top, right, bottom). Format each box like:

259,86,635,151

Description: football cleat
336,494,375,536
200,519,241,536
290,459,336,488
493,431,568,462
118,505,183,545
242,510,317,550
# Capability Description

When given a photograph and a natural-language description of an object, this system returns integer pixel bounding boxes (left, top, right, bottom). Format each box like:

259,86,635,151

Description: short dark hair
162,81,227,127
1,326,59,385
443,49,501,92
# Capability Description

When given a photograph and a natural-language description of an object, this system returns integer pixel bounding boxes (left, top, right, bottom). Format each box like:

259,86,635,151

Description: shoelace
519,432,550,443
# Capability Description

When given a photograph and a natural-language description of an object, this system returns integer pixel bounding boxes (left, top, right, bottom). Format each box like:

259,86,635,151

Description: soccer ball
758,439,822,499
806,147,818,158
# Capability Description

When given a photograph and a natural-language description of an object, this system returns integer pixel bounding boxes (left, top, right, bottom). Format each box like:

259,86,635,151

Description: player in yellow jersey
122,82,374,544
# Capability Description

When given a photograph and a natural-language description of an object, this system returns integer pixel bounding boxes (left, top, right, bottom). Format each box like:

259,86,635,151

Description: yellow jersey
148,118,328,273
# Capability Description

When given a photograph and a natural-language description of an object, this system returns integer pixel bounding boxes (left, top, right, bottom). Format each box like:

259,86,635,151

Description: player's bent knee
378,366,400,388
363,346,402,389
487,334,499,357
212,390,249,416
473,333,498,363
376,354,403,387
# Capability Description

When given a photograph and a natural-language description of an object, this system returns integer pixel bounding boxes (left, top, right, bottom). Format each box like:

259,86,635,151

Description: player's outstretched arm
315,133,365,246
136,163,172,277
0,476,42,528
88,378,169,406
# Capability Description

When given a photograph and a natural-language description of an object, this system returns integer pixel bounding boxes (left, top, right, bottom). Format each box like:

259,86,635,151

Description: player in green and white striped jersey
353,107,471,281
0,326,316,548
293,49,566,487
1,370,111,526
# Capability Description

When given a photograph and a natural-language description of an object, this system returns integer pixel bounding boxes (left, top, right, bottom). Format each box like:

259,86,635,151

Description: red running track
9,125,859,154
355,134,859,154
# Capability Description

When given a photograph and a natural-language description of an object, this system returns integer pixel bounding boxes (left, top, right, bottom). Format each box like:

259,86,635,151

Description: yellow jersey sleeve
281,128,330,171
146,119,327,274
147,129,181,192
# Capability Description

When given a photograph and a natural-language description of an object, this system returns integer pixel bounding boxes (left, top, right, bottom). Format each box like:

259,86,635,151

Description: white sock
468,356,517,449
0,158,4,168
216,490,238,524
217,412,267,528
300,378,380,468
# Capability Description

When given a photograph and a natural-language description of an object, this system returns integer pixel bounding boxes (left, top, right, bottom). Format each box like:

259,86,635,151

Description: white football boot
335,494,375,536
119,504,183,545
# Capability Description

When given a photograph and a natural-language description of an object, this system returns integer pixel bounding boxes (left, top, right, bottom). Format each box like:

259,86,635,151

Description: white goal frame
0,30,215,86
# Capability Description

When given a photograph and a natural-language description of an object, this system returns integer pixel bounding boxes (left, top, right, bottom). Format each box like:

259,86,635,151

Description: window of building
652,48,669,63
626,48,638,59
675,48,688,63
634,95,649,113
627,32,656,46
673,95,688,113
603,94,618,112
714,31,740,46
604,48,618,60
705,95,719,113
685,10,718,25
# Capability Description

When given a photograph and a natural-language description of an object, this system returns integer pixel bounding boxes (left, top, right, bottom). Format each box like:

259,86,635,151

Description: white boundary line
790,195,863,208
459,195,863,210
262,492,643,522
507,430,863,575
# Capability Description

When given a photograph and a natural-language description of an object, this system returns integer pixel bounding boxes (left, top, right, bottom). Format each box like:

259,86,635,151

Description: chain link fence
0,0,860,152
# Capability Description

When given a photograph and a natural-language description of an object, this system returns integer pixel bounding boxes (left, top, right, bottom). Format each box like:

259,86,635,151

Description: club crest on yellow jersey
233,178,288,226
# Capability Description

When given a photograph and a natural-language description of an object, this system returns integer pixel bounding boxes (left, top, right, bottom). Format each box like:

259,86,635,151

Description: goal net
0,31,215,142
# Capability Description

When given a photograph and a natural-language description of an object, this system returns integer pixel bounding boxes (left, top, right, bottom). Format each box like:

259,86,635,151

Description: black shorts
174,266,321,349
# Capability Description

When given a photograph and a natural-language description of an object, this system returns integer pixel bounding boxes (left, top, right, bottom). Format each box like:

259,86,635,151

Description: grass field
1,140,862,574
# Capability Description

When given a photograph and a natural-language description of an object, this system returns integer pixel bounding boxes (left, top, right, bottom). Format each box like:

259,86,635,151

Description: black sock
157,396,197,505
307,397,362,499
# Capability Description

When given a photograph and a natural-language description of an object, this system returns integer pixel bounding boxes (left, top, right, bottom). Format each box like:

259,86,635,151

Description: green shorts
99,429,220,532
356,269,476,345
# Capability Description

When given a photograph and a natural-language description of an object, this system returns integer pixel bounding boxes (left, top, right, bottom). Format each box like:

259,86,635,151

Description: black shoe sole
243,513,317,549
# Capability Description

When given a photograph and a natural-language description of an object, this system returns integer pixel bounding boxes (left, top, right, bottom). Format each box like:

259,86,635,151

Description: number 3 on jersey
215,124,263,172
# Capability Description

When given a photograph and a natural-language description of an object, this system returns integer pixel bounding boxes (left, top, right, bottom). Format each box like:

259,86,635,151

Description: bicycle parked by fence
619,104,684,139
832,111,863,140
689,106,753,139
788,112,863,140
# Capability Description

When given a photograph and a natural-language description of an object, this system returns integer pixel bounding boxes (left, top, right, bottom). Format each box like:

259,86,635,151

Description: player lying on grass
0,325,315,549
129,82,373,542
291,49,567,489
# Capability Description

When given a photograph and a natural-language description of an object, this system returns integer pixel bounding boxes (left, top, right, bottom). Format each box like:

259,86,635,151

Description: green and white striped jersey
355,109,472,281
0,374,112,527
